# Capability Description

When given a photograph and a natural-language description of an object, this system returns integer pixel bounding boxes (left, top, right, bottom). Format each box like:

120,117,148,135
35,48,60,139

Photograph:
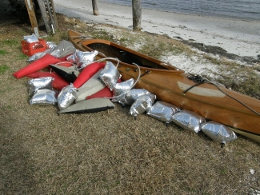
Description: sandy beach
54,0,260,59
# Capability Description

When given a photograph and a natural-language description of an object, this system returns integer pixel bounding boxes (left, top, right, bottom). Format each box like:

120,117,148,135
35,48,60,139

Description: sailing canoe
68,29,260,143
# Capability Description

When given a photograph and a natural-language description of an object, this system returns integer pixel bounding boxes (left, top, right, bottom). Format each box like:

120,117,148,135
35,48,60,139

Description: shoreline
54,0,260,59
100,0,260,22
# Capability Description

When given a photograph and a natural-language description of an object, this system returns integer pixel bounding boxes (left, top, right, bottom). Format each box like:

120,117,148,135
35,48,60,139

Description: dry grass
0,14,260,195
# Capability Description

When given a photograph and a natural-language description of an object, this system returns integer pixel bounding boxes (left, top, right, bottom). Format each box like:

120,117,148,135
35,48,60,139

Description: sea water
99,0,260,20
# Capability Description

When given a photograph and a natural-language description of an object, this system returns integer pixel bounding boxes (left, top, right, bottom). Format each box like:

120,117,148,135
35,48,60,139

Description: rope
183,74,260,117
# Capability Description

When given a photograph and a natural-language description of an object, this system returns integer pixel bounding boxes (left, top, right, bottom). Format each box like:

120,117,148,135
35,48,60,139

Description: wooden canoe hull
68,29,260,141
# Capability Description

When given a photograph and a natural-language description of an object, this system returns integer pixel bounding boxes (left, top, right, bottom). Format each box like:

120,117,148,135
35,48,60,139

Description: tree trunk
132,0,142,31
92,0,99,16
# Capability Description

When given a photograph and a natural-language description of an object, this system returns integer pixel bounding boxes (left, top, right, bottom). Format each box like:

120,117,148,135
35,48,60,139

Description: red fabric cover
13,54,61,79
86,78,122,99
86,87,113,99
54,61,73,68
26,71,69,90
73,62,106,89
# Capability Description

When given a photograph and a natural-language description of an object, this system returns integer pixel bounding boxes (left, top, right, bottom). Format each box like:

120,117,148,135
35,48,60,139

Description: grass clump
1,39,19,46
0,64,9,74
208,61,260,99
0,50,8,56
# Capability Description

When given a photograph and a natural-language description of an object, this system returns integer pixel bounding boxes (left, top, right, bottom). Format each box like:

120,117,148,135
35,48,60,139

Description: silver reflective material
129,94,156,117
29,89,57,105
23,33,38,43
67,50,98,69
66,51,77,62
50,40,76,58
57,84,77,110
27,77,53,96
99,61,121,91
78,50,98,69
112,78,135,102
46,41,57,50
27,52,47,62
26,48,53,62
201,121,237,145
147,101,179,123
172,110,206,133
27,47,56,62
119,88,153,106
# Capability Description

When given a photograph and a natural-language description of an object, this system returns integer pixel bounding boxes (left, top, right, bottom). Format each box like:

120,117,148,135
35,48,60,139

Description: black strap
183,74,207,94
183,74,260,116
183,81,205,94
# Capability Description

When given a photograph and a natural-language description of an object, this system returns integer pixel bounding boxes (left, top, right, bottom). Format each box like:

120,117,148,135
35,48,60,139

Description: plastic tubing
88,57,141,100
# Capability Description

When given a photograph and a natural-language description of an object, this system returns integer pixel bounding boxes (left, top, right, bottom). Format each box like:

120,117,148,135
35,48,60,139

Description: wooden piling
132,0,142,31
92,0,99,16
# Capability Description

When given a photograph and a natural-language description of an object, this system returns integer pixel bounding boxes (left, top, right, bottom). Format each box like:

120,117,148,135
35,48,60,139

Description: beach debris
23,33,39,43
86,87,113,100
99,61,121,91
50,64,80,83
172,110,206,133
73,62,106,88
13,53,61,79
201,121,237,147
46,41,57,50
118,89,153,107
112,78,135,102
26,71,69,91
13,36,240,147
49,40,76,58
59,98,115,114
27,51,48,62
27,41,57,62
27,77,54,96
147,101,179,124
29,89,57,105
129,93,156,117
57,84,77,110
75,69,105,103
67,50,98,69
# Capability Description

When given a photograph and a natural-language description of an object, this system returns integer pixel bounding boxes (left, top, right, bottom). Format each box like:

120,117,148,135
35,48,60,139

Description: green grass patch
0,50,8,56
92,29,114,41
1,39,19,46
17,53,29,60
0,64,9,74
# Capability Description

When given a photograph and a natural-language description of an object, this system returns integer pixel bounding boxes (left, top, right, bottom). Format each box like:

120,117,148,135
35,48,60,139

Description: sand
53,0,260,59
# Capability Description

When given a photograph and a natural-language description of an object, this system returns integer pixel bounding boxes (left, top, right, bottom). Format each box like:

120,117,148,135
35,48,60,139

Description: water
99,0,260,20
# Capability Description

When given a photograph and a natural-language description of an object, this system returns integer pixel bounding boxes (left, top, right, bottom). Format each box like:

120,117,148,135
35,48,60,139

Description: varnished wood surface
68,29,260,141
24,0,39,37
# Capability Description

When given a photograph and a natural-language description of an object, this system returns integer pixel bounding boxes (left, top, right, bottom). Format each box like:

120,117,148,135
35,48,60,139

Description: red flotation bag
54,61,74,68
26,71,69,90
73,62,106,89
86,87,113,99
86,78,122,99
13,54,61,79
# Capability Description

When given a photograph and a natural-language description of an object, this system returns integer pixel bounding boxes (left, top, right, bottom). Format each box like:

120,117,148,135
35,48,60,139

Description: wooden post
24,0,40,37
92,0,99,16
132,0,142,31
37,0,58,34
